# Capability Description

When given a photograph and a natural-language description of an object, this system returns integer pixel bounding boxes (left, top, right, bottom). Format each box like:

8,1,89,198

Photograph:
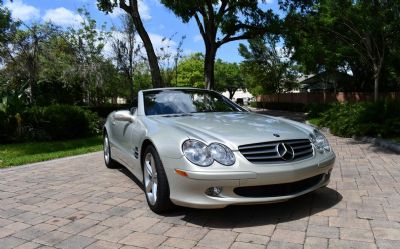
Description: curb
0,151,102,173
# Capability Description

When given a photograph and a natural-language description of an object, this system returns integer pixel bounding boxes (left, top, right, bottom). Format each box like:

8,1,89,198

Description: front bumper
162,152,335,209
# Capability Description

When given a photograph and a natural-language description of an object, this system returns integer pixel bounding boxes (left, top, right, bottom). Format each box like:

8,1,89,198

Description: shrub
85,104,129,118
306,103,331,118
317,100,400,138
22,105,101,141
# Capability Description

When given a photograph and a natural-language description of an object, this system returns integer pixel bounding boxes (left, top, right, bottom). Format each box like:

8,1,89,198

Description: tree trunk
127,76,134,103
125,1,163,88
373,63,380,102
204,43,217,90
374,75,379,102
228,89,237,99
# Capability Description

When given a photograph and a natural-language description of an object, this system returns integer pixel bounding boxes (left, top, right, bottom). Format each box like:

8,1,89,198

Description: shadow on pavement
117,165,342,229
175,187,342,229
345,138,400,155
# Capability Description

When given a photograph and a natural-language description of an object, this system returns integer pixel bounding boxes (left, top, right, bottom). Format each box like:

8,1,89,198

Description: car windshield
143,89,243,116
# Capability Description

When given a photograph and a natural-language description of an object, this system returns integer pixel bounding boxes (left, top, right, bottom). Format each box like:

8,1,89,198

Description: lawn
0,136,103,168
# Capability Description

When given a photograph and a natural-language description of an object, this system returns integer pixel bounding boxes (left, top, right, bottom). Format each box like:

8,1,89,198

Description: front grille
234,174,324,198
238,139,313,163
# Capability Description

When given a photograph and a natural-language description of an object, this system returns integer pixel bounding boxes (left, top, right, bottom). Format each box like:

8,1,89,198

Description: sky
4,0,282,63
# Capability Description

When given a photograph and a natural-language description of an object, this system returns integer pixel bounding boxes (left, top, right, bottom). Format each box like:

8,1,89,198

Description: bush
22,105,101,141
85,104,130,118
317,100,400,138
306,103,331,118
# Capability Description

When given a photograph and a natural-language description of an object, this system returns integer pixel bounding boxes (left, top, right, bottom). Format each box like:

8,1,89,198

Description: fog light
205,186,223,197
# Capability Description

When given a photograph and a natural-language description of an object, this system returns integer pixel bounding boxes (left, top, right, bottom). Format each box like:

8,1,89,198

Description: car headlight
310,129,331,153
182,140,235,166
208,143,235,166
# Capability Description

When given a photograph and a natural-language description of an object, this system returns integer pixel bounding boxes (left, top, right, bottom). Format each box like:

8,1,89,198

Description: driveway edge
353,136,400,154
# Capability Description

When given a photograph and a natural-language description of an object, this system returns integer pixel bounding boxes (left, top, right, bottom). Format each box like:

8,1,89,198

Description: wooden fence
256,92,400,105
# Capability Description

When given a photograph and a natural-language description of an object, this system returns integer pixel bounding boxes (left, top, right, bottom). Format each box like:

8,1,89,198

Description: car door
112,109,137,166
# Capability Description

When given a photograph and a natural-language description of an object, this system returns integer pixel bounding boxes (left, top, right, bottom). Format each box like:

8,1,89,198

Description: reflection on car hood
149,112,311,150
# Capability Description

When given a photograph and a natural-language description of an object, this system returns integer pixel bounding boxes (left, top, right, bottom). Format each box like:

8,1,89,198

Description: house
222,89,254,105
299,71,355,93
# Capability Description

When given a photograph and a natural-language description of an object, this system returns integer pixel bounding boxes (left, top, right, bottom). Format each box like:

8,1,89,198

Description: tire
142,145,174,213
103,132,118,168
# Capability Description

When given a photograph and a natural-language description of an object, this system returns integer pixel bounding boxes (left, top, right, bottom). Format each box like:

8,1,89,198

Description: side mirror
130,107,137,114
113,111,135,123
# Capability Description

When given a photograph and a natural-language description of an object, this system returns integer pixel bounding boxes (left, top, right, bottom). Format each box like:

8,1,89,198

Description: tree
214,60,244,99
97,0,164,88
156,34,186,86
0,23,61,104
111,14,141,102
239,35,297,95
281,0,400,101
161,0,279,90
175,53,205,88
0,0,13,46
67,8,110,105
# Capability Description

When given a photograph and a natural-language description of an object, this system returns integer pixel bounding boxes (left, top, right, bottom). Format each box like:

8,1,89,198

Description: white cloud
4,0,40,22
193,34,203,42
108,0,151,21
258,0,273,4
42,8,84,27
138,0,151,20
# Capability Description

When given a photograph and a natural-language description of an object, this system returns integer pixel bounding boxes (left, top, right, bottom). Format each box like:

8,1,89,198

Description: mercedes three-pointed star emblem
276,142,295,161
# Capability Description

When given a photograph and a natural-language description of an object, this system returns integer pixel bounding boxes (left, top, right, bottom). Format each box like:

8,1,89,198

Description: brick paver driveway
1,117,400,249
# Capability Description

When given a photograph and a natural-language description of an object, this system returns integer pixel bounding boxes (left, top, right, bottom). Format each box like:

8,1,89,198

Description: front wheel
143,145,174,213
103,133,118,168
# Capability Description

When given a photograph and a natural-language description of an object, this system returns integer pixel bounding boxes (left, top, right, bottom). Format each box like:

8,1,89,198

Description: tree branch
194,13,207,41
119,0,130,13
218,33,253,47
216,0,229,21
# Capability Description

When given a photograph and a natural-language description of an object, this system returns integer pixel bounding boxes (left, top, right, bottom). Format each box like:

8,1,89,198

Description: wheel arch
140,138,156,167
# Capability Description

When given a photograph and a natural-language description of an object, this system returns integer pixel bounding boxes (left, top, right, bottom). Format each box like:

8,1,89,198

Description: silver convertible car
103,88,335,213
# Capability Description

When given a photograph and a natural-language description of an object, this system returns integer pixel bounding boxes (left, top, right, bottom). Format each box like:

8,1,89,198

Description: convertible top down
103,88,335,213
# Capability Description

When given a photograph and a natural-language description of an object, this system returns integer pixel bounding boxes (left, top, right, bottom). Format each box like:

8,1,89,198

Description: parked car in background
103,88,335,213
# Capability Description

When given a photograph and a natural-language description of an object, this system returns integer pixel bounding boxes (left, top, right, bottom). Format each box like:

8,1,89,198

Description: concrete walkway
1,113,399,249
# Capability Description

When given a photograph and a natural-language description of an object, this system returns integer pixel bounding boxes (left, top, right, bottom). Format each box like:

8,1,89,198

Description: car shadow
116,165,342,228
168,187,342,229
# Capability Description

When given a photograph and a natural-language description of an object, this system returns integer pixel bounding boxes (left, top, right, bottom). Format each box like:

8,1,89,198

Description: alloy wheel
144,152,158,205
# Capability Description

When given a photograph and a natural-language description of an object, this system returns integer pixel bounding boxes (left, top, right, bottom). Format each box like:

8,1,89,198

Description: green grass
0,136,103,168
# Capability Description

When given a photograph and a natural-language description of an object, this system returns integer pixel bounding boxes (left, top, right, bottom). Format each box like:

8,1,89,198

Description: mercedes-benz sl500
103,88,335,213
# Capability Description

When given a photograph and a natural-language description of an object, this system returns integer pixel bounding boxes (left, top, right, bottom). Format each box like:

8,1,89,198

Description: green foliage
316,101,400,138
26,105,101,140
175,53,205,88
306,103,331,119
174,53,246,95
239,34,298,95
281,0,400,92
160,0,279,89
214,60,245,98
1,105,101,143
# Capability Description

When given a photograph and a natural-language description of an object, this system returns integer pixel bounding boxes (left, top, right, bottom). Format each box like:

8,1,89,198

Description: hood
149,112,311,150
